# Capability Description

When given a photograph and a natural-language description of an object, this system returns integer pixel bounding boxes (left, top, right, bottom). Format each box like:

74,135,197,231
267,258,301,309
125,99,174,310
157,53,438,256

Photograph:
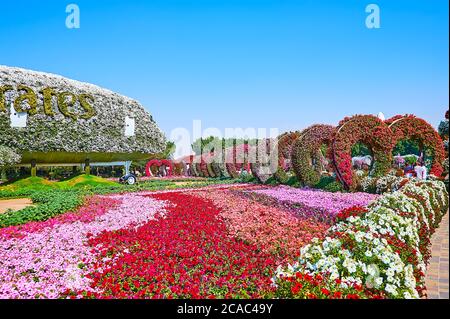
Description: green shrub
285,176,301,187
323,181,345,193
312,175,345,192
238,173,257,183
313,176,336,190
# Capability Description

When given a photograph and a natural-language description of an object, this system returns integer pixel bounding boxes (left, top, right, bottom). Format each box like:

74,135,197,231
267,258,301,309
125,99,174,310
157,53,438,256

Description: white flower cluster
0,65,166,156
360,173,418,195
0,145,21,167
274,180,449,299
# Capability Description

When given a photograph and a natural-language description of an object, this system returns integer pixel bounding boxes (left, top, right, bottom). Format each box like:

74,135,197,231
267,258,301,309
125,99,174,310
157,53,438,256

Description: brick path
425,212,449,299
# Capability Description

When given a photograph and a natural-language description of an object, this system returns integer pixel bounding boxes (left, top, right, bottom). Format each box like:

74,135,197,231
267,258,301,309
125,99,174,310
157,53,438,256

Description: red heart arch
145,159,174,177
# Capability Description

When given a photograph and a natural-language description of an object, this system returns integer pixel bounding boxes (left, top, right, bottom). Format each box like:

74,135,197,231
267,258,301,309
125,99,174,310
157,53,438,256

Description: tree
191,136,259,155
392,140,421,156
163,141,176,159
439,110,449,153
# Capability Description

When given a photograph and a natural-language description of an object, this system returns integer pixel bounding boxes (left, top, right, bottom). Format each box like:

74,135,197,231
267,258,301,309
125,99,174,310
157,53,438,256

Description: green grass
57,174,119,189
0,174,119,193
0,177,57,191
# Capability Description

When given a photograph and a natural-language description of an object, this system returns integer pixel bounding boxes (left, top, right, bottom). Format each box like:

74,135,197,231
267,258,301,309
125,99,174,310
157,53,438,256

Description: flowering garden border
386,115,446,177
168,113,444,186
332,115,396,190
291,124,335,186
273,179,449,299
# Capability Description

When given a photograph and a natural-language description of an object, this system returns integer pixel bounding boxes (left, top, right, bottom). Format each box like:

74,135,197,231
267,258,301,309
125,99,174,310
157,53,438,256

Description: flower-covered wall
0,66,166,163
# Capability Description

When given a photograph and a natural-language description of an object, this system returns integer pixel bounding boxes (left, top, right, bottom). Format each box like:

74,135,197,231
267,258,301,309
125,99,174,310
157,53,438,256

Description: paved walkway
425,212,449,299
0,198,33,214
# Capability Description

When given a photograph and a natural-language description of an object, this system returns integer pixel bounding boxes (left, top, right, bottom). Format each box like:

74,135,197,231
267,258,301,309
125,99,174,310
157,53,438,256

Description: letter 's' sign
0,85,96,120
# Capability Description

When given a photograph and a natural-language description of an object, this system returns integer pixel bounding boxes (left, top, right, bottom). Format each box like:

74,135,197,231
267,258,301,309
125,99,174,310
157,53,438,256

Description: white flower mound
274,180,449,299
0,145,21,167
0,65,166,155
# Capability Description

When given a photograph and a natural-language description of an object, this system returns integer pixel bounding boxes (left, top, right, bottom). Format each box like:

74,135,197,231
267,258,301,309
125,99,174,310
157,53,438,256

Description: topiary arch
249,139,278,183
225,144,252,178
274,131,301,183
332,115,395,190
386,115,446,177
145,159,173,177
190,156,201,177
291,124,335,186
198,154,213,177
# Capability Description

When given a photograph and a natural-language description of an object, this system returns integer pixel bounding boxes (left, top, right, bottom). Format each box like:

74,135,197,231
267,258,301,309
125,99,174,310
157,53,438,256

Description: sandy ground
0,198,33,214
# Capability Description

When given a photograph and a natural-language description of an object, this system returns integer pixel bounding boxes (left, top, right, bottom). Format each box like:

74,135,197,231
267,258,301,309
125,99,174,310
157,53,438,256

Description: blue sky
0,0,448,151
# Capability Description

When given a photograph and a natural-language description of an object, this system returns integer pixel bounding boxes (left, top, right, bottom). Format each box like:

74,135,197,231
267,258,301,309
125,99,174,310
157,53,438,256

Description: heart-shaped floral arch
145,159,174,177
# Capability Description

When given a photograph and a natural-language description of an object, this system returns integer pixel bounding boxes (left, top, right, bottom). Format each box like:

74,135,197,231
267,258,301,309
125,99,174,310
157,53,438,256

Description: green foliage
238,172,257,183
0,175,118,192
351,142,371,157
438,118,449,139
392,139,420,156
313,176,345,192
163,141,176,159
313,176,336,189
274,168,289,184
192,136,216,155
323,181,345,193
57,174,118,188
263,176,280,185
191,136,259,155
0,177,56,192
285,175,301,187
404,155,418,166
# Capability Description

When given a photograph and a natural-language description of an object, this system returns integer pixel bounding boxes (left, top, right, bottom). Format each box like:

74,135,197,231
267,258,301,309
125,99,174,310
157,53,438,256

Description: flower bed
0,194,165,298
0,180,446,299
70,192,277,299
250,186,378,222
272,180,449,299
192,187,329,261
